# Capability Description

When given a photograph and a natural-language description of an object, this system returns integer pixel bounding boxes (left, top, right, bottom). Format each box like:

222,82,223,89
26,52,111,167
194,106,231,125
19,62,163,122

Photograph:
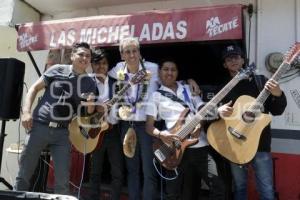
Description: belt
48,122,68,128
121,121,145,125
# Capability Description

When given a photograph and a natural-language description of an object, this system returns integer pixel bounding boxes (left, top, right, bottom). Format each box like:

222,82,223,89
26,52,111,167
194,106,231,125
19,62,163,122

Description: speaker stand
0,120,13,190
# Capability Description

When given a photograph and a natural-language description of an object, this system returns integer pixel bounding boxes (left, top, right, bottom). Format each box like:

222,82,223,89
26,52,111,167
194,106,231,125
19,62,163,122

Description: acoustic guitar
69,69,147,154
207,43,300,164
153,63,256,170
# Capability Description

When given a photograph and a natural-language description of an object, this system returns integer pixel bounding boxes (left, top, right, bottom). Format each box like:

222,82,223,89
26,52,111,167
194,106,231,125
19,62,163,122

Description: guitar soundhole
90,117,98,125
242,111,255,123
89,128,100,138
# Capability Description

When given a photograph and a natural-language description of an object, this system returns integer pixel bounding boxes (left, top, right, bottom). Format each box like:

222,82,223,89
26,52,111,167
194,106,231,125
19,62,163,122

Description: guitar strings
157,75,242,166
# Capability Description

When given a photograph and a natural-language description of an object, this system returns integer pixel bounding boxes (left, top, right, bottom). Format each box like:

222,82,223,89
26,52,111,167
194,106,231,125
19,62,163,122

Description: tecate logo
19,33,38,49
206,16,239,38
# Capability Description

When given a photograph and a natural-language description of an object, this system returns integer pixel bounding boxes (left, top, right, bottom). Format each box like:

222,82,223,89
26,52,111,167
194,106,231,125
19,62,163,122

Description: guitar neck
176,74,242,139
107,83,131,106
253,62,290,110
107,68,147,106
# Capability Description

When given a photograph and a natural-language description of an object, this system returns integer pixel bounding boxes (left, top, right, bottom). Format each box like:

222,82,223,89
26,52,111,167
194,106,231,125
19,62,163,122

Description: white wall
0,0,41,26
255,0,297,76
255,0,300,127
253,0,300,154
297,0,300,41
0,0,14,26
12,0,40,24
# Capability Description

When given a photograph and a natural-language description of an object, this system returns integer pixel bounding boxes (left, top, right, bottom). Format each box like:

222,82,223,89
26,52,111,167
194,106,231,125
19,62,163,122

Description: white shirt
95,76,109,103
108,61,159,121
90,74,118,125
146,82,208,148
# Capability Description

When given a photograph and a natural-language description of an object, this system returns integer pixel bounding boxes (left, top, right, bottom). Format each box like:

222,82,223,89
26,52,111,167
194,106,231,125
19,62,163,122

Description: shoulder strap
157,89,189,108
108,76,116,99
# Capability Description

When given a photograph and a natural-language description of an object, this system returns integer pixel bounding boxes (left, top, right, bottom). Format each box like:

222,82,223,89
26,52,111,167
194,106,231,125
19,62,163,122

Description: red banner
17,4,243,51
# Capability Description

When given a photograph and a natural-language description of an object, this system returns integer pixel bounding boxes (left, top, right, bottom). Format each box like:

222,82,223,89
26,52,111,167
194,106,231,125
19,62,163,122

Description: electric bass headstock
237,62,256,80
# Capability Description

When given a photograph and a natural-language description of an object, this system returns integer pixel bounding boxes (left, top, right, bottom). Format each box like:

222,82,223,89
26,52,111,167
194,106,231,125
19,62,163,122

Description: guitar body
153,136,198,170
68,114,109,154
151,63,257,169
207,95,272,164
68,69,148,154
207,43,300,164
153,108,199,170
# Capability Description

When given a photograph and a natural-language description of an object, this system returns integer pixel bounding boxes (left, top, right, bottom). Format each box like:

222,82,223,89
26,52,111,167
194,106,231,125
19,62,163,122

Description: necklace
116,60,149,119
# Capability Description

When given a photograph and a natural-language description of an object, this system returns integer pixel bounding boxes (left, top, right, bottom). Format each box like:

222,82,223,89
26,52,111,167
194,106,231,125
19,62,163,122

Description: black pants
88,125,124,200
165,146,226,200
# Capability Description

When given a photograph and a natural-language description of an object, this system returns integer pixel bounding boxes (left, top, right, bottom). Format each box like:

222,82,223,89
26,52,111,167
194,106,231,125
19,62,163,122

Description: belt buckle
49,122,58,128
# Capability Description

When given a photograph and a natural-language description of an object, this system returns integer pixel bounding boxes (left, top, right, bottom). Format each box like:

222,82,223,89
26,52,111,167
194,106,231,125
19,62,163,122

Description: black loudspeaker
0,190,78,200
0,58,25,120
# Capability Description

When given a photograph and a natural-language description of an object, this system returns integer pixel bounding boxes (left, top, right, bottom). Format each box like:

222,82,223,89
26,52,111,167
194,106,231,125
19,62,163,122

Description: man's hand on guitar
21,111,33,132
95,104,108,120
86,93,95,102
218,101,233,118
96,104,107,113
187,79,202,96
81,93,96,114
265,79,283,97
160,130,181,145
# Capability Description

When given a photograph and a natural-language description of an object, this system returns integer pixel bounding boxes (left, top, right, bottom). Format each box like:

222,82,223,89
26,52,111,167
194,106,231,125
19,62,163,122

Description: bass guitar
69,69,147,154
153,63,256,170
207,43,300,164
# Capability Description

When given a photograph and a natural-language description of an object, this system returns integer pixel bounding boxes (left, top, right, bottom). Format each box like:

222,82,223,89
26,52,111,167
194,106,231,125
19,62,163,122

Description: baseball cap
91,48,107,63
222,45,243,60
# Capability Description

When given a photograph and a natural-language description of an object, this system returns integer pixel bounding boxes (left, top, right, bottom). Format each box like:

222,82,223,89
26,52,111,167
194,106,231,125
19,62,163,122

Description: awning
16,4,243,52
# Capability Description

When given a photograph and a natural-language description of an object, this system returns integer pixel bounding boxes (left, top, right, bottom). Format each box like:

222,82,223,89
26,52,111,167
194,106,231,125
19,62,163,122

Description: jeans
231,152,274,200
120,121,157,200
88,125,124,200
15,121,71,194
